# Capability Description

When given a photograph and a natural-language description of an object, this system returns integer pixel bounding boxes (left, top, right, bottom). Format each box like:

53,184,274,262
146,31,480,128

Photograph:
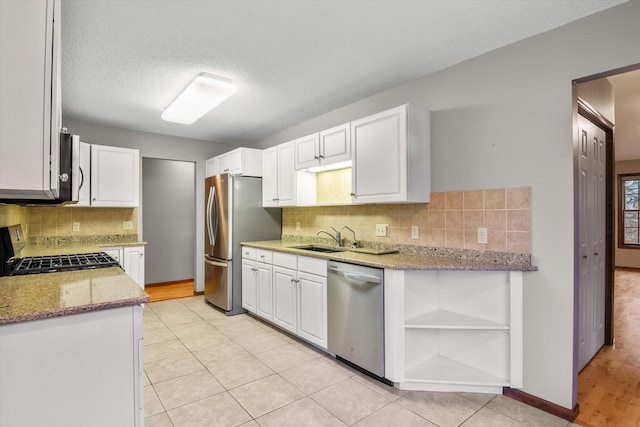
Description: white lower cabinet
385,269,523,393
0,305,144,427
242,248,274,321
242,247,327,349
102,245,145,289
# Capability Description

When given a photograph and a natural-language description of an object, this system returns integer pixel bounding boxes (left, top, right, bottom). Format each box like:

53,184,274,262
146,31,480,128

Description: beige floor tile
233,330,289,354
217,322,274,340
193,341,251,370
460,407,526,426
144,339,190,364
210,355,274,389
144,385,165,418
154,370,224,410
351,372,408,401
144,326,177,346
145,412,174,427
155,310,203,327
169,320,219,339
353,402,437,427
398,391,482,427
239,421,260,427
486,395,568,427
143,313,167,332
167,392,251,427
143,371,151,387
457,392,497,406
145,353,206,384
311,378,391,425
230,374,305,418
253,343,316,372
280,357,354,395
256,397,346,427
178,330,232,352
206,312,254,328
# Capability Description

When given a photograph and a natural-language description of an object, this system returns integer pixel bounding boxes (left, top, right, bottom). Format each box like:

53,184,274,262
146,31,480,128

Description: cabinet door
294,133,320,170
319,123,351,166
272,266,297,334
205,157,217,177
256,262,274,321
297,271,327,349
351,105,407,203
102,247,123,266
227,149,242,174
215,154,229,174
241,259,257,313
91,145,140,207
0,0,60,200
123,246,145,289
276,142,296,206
262,146,278,206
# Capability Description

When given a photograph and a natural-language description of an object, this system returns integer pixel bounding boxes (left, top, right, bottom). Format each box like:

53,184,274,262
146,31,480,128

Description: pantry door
577,114,607,371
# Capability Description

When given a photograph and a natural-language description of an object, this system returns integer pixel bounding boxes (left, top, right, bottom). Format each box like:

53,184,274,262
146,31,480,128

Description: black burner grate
9,252,120,275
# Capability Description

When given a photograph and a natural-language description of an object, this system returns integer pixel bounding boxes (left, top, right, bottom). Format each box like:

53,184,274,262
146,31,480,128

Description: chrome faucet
316,227,342,247
341,225,358,249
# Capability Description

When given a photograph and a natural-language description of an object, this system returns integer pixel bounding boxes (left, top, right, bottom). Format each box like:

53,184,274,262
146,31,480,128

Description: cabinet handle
594,252,599,256
260,255,265,260
318,154,324,159
350,192,356,197
313,155,319,160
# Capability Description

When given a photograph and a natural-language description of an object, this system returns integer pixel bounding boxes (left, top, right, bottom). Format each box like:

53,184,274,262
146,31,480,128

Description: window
619,174,640,248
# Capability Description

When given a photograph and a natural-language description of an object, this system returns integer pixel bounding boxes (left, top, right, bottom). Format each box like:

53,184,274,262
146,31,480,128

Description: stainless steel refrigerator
204,174,281,315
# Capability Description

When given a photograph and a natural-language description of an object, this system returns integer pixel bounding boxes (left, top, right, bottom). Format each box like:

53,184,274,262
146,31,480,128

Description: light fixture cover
161,73,237,124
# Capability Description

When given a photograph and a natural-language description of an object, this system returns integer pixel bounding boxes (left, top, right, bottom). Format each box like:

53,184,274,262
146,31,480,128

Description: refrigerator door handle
206,186,217,245
205,258,227,268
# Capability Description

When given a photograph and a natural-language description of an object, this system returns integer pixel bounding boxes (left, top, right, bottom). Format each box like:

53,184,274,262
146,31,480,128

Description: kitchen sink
293,245,347,253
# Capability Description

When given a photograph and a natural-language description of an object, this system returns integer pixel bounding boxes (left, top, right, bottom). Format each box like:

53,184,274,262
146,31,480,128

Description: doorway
574,65,640,421
142,158,196,288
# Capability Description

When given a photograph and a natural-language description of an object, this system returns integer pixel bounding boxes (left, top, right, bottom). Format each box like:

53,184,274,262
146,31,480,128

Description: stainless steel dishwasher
327,260,387,381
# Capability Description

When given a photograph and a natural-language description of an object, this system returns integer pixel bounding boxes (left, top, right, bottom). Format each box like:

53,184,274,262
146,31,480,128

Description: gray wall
63,118,237,292
142,158,195,284
615,159,640,268
247,2,640,410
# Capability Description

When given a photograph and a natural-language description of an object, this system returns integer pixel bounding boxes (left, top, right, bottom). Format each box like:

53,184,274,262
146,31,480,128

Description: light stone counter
241,240,537,272
0,267,149,325
18,240,147,257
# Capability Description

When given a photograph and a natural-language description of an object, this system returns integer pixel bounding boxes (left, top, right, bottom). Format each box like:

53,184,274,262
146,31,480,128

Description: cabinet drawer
256,249,273,264
273,252,297,269
242,247,257,260
297,256,327,277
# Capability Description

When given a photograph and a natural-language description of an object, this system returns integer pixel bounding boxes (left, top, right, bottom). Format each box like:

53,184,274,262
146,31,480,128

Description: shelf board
405,309,508,330
405,355,509,386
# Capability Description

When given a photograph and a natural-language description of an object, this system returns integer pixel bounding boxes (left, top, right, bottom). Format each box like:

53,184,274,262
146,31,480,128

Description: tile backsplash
0,205,137,239
283,187,531,254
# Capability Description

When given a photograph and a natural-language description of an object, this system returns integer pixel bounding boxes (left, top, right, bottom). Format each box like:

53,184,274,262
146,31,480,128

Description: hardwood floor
145,280,196,302
576,268,640,427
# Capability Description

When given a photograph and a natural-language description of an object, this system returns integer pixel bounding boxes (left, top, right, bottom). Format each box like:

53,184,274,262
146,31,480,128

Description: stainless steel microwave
0,131,80,205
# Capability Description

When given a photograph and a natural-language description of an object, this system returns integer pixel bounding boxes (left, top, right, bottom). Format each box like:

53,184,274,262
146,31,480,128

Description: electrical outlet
411,225,419,239
477,227,488,244
296,222,301,231
123,221,133,230
72,222,80,232
375,224,389,237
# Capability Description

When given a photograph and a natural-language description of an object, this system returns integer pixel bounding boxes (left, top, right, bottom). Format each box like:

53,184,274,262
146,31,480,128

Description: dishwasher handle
328,265,382,284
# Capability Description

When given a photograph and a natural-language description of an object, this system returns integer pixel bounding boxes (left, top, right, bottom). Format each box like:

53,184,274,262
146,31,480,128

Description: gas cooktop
7,252,120,276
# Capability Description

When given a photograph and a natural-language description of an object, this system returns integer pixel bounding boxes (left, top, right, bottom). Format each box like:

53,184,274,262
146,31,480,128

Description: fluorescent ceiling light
161,73,236,124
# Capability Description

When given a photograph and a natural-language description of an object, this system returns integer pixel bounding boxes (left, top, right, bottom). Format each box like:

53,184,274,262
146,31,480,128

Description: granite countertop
0,267,149,325
241,240,538,272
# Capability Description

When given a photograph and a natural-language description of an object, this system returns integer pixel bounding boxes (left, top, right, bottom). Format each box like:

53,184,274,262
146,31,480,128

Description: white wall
248,2,640,410
63,118,235,292
615,159,640,268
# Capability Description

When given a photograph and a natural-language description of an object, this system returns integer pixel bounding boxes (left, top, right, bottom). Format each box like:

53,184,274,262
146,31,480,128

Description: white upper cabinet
90,145,140,207
206,148,263,177
294,123,351,170
75,142,91,207
0,0,62,200
351,104,430,204
262,142,315,207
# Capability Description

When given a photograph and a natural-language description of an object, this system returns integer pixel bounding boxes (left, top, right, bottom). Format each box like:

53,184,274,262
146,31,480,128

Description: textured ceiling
61,0,627,145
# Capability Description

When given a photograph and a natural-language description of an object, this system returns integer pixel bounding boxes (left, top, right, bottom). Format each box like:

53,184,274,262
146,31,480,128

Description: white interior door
578,114,606,371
